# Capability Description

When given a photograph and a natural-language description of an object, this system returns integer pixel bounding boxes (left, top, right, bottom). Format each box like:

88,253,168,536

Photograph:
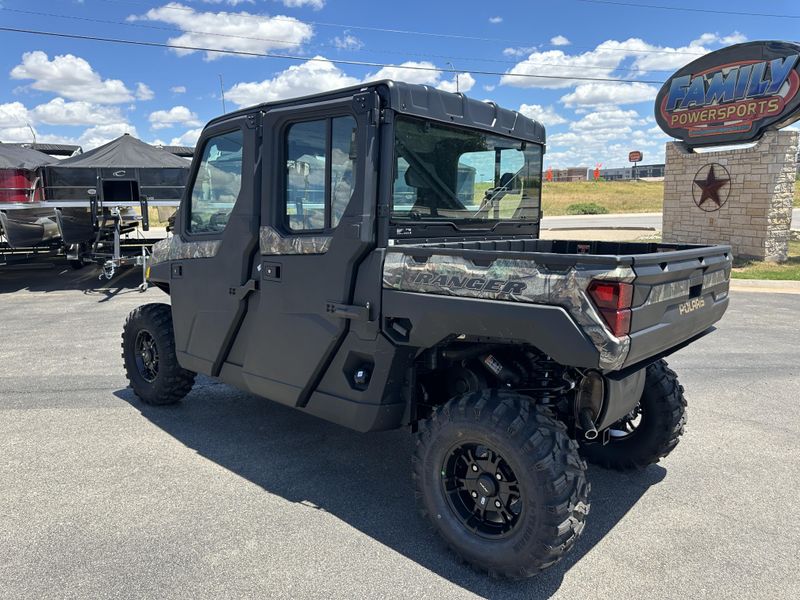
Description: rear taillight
587,280,633,337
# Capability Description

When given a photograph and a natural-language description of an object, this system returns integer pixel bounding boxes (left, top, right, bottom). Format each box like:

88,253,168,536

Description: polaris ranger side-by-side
122,81,731,578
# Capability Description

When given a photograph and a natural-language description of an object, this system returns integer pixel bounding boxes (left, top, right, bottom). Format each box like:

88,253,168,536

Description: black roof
7,142,82,157
0,143,58,170
156,145,195,158
56,134,190,169
206,80,546,145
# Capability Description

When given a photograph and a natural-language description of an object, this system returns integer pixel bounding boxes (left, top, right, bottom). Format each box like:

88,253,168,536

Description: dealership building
592,164,666,180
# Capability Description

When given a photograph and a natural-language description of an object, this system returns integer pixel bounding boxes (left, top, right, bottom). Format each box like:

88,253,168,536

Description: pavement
541,207,800,230
1,264,799,600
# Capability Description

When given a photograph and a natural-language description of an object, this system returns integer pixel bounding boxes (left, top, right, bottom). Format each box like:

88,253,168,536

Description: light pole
446,61,459,93
218,74,227,114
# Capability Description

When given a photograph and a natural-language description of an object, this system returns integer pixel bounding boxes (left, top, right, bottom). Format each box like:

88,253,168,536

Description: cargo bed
382,238,732,371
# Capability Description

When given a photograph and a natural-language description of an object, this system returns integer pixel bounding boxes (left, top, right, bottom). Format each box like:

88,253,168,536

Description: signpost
655,40,800,261
628,150,643,180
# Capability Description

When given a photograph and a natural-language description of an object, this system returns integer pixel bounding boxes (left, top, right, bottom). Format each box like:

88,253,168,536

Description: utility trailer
121,81,731,578
0,143,60,255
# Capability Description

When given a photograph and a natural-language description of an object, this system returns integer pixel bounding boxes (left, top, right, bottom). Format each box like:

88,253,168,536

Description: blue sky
0,0,798,167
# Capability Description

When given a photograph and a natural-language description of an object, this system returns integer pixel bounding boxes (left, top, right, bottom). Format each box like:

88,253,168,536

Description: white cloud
629,32,747,73
10,51,134,103
570,107,644,132
280,0,325,9
0,126,38,143
503,46,538,58
227,56,360,106
501,32,748,89
0,102,34,143
136,83,155,101
367,61,475,93
0,102,30,128
488,16,503,24
332,31,363,50
129,2,314,61
228,57,476,109
170,127,204,146
170,86,187,93
438,73,475,94
518,103,567,126
719,32,747,45
148,105,202,129
79,123,139,149
31,98,126,126
541,104,672,168
550,35,570,46
203,0,255,5
501,41,643,89
560,82,659,107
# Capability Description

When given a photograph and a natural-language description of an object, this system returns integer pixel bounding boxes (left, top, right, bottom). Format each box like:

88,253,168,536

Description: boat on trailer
0,144,60,248
1,135,189,276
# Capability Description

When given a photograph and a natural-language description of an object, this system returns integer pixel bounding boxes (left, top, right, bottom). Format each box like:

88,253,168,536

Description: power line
575,0,800,19
0,7,681,74
92,0,710,57
0,25,667,85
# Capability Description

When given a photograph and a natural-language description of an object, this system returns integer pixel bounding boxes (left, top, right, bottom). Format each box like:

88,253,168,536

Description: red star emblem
693,165,729,209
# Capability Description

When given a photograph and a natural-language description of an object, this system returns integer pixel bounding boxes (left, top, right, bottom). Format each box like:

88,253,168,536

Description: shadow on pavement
0,257,152,301
115,383,666,599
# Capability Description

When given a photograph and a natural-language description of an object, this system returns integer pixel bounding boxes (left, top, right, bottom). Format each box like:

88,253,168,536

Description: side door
169,114,261,375
241,95,378,407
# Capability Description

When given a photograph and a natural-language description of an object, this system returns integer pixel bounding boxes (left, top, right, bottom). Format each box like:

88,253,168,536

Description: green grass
541,180,664,215
731,240,800,280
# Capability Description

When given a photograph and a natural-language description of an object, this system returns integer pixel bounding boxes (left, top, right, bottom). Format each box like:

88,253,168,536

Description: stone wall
662,129,798,261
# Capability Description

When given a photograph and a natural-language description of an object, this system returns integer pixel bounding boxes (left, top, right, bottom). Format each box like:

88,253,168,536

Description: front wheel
121,303,195,405
413,390,590,579
581,359,687,470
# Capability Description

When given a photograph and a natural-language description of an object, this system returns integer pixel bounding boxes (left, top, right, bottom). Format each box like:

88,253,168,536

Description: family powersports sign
655,41,800,146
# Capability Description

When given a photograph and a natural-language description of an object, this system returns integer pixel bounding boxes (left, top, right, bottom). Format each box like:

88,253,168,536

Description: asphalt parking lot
1,262,799,599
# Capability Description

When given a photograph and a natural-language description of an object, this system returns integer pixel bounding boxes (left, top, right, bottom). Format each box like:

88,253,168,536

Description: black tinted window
392,117,542,224
285,116,357,231
188,130,243,234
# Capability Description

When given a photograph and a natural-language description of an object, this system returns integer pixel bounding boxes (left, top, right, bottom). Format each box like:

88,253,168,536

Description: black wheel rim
134,330,159,383
441,442,522,539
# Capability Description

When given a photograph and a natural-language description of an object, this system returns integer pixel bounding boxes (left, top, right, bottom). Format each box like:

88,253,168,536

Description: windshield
392,117,542,224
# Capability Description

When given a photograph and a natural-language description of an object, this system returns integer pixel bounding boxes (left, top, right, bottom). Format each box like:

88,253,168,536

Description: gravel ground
1,263,798,599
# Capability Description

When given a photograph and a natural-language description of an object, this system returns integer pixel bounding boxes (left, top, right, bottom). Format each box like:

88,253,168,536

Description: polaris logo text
413,273,526,295
678,298,706,315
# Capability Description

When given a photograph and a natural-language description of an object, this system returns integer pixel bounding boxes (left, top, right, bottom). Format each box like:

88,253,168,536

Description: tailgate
624,245,732,367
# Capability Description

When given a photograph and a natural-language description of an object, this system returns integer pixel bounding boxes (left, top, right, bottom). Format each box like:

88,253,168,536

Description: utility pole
446,61,459,93
218,74,227,114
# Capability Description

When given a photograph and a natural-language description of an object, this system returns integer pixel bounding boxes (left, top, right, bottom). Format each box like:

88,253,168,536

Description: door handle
326,301,371,321
229,279,258,300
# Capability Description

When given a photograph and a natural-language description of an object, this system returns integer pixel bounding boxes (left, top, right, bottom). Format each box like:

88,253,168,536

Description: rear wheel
413,390,590,579
122,303,195,405
581,359,686,470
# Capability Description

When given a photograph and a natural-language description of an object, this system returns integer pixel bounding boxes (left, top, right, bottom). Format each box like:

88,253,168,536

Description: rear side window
285,115,357,231
188,130,243,234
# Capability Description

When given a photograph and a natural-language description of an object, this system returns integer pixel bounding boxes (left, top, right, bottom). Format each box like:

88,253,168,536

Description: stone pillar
662,129,798,261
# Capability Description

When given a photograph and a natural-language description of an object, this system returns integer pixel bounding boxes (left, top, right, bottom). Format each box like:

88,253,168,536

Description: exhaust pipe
579,408,599,440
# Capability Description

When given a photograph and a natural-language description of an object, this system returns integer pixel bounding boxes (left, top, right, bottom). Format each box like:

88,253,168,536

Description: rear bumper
624,292,728,368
